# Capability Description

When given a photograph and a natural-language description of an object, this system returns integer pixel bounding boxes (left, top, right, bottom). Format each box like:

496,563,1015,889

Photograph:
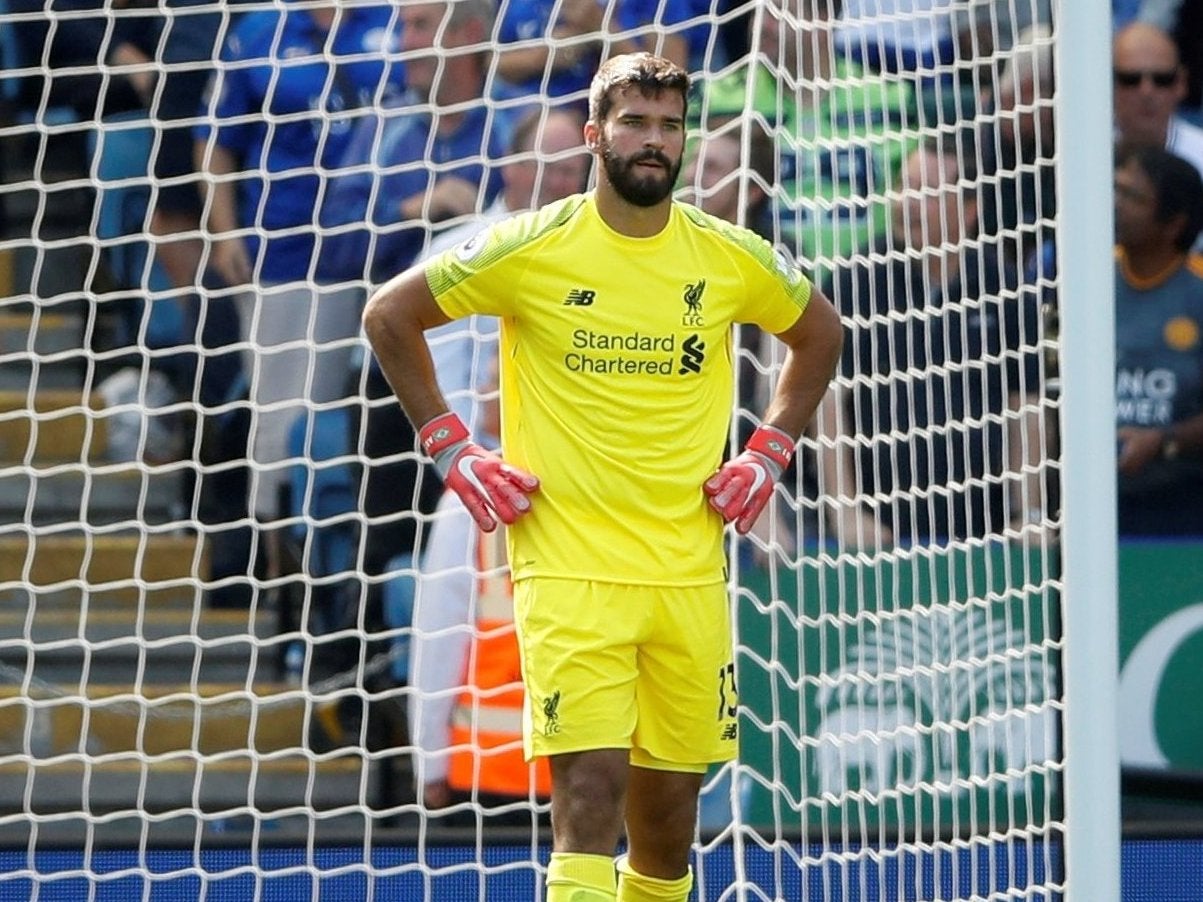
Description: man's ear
1165,211,1189,248
1173,66,1189,106
583,120,600,152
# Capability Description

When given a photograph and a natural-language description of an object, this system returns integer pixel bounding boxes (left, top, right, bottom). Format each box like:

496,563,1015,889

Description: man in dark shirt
820,133,1045,548
1113,143,1203,536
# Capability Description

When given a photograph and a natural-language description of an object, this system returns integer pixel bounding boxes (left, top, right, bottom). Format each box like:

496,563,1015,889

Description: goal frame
0,0,1124,898
1052,3,1122,901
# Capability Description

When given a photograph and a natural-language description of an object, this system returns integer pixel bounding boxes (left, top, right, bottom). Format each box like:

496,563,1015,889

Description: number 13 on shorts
718,661,739,742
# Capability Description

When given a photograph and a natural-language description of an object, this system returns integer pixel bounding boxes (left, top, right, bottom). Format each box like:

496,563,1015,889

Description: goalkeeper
363,53,842,902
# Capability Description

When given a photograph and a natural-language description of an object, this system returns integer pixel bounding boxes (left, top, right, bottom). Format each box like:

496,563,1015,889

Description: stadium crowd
4,0,1203,854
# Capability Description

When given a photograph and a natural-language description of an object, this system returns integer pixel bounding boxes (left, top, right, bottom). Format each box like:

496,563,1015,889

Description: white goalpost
0,0,1117,899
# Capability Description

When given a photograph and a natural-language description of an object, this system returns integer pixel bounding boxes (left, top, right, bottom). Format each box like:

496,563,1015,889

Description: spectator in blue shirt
318,0,507,285
109,0,243,401
194,0,404,579
111,0,229,290
106,0,250,607
492,0,697,107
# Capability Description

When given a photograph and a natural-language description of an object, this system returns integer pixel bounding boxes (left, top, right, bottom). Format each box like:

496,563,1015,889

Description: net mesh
0,0,1069,897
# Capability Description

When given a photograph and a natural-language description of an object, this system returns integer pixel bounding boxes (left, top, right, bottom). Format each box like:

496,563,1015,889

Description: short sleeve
425,222,518,320
735,241,812,336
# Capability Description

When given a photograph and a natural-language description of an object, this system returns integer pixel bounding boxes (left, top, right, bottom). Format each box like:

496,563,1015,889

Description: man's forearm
196,141,240,236
362,269,453,432
1166,410,1203,455
496,45,552,82
763,349,840,439
706,296,842,535
762,296,844,440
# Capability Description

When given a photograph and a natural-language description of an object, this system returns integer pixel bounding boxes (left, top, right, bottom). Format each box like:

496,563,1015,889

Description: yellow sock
546,852,617,902
616,855,694,902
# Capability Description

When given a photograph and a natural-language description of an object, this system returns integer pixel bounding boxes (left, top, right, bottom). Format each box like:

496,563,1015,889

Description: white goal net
0,0,1106,898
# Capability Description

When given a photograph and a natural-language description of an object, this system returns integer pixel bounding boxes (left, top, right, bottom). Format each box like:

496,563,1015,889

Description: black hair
588,52,691,126
509,107,584,155
1116,141,1203,252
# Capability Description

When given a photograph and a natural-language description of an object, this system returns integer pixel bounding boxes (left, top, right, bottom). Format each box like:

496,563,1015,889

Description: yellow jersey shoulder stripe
677,203,812,310
677,203,776,268
427,195,586,297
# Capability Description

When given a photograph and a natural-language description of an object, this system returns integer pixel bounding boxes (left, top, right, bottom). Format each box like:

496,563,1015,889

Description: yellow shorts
513,577,739,772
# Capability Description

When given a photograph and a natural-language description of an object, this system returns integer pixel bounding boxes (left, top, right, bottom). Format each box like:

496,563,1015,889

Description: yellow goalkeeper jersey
426,193,812,585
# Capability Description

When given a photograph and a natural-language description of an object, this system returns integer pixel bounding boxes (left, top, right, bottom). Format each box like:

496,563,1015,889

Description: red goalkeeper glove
703,424,795,535
419,412,539,532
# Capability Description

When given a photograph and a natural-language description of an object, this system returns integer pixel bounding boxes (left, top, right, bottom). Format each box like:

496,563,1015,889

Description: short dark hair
706,118,776,217
1116,141,1203,251
588,53,690,126
508,107,584,155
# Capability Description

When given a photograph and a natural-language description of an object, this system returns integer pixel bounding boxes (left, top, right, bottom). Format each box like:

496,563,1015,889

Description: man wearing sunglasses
1113,22,1203,231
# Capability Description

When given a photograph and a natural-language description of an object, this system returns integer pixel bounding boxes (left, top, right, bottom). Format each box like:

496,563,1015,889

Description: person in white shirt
1114,22,1203,249
407,353,550,818
422,108,590,434
405,107,589,814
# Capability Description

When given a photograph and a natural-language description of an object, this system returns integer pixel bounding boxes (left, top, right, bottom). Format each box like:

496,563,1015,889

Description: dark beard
601,145,682,207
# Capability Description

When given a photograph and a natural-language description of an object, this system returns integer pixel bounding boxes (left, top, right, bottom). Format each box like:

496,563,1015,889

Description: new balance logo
563,289,596,306
721,723,738,741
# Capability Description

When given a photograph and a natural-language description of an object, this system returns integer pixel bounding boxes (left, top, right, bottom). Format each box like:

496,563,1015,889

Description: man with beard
363,53,843,902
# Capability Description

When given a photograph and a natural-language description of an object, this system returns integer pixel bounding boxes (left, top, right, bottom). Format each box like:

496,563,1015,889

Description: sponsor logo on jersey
454,230,487,263
679,334,706,374
1117,367,1177,426
563,288,597,306
682,279,706,326
1165,316,1200,352
773,247,804,285
564,328,677,374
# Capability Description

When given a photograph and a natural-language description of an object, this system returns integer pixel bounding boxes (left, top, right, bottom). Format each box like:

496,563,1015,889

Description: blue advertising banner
0,839,1194,901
